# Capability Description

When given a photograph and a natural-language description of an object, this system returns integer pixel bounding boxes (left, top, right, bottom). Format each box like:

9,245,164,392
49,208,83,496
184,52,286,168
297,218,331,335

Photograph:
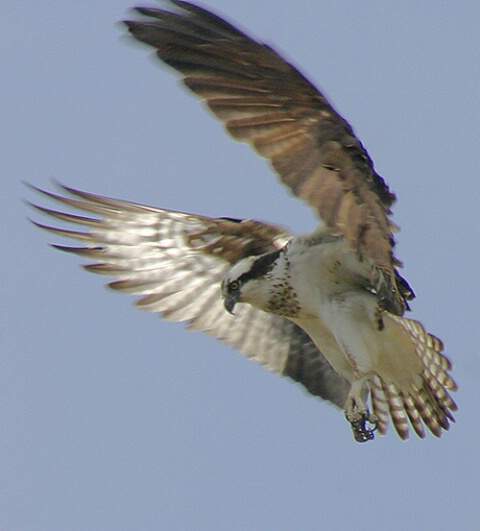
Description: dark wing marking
282,323,349,406
28,183,349,408
124,0,412,315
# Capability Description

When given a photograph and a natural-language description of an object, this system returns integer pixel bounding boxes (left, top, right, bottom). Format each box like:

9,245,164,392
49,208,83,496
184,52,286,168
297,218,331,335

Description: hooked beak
223,293,238,315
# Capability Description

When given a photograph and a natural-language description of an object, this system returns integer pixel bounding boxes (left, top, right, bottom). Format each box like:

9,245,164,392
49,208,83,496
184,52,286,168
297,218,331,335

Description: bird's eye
229,280,240,292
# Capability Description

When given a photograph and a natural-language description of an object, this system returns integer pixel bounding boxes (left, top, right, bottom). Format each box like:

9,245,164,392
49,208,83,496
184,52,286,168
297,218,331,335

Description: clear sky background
2,1,479,530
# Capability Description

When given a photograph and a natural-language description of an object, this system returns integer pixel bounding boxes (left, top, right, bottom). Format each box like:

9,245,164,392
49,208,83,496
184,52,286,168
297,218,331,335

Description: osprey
29,0,456,442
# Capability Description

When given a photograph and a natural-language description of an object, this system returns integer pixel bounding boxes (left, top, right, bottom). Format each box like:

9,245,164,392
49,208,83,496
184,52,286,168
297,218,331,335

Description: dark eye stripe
237,249,281,284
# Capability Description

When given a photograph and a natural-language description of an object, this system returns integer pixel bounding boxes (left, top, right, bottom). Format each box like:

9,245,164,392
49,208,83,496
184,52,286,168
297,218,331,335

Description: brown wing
124,0,411,315
27,183,350,408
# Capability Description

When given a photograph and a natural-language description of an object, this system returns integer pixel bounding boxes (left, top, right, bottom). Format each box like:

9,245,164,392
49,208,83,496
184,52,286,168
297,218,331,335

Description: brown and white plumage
29,184,350,409
28,0,457,441
124,0,410,316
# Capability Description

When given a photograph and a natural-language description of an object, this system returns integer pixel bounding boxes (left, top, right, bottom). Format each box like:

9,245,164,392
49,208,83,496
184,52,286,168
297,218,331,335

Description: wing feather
124,1,409,314
28,183,349,409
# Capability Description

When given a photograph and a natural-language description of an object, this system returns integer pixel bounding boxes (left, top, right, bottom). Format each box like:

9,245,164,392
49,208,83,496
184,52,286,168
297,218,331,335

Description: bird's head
221,250,281,315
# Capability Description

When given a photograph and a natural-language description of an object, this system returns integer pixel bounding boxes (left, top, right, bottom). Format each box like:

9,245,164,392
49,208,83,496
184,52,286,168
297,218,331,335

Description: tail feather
370,314,457,439
382,382,410,440
402,394,426,439
422,368,457,414
370,375,390,435
412,384,446,435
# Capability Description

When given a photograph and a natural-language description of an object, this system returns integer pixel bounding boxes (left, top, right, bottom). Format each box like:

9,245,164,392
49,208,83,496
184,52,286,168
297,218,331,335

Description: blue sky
2,1,479,530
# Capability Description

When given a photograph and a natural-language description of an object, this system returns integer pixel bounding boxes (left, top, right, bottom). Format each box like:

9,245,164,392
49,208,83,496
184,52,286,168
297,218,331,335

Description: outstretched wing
124,0,410,315
28,183,349,409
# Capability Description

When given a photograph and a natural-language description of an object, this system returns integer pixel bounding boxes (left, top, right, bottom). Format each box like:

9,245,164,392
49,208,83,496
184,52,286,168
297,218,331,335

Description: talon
368,413,379,429
346,411,378,443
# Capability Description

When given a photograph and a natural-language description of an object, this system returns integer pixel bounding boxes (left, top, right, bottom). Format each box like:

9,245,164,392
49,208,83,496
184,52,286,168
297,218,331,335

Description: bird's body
222,229,454,440
234,233,373,382
29,0,457,441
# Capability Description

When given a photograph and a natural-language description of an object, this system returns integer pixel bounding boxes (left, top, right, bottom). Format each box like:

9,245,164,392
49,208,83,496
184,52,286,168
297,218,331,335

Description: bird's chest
280,240,377,381
284,240,355,318
264,256,301,318
263,238,369,320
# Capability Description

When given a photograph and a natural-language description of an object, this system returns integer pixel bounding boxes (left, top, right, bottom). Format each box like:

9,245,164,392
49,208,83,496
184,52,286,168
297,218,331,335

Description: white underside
237,230,447,436
285,235,380,386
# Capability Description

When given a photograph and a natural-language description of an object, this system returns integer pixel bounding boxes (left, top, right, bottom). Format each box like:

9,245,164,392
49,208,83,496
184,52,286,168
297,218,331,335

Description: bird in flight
29,0,457,442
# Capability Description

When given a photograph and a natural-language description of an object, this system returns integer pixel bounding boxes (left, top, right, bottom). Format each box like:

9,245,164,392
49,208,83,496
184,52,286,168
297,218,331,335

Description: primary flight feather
29,0,456,442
